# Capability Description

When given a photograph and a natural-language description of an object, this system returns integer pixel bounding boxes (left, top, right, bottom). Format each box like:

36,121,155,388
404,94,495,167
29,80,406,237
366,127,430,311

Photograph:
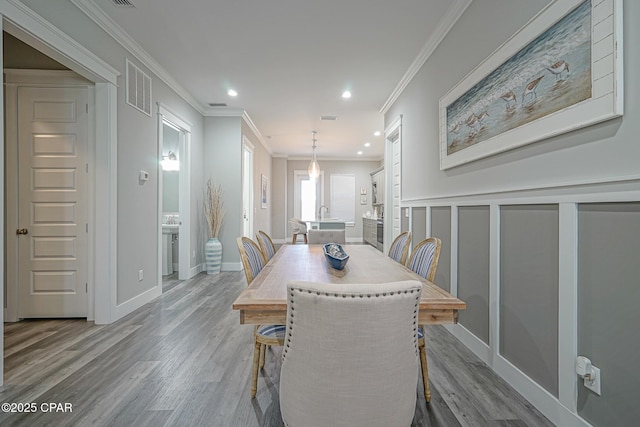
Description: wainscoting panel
431,206,452,293
457,206,490,345
500,205,559,397
410,207,427,243
577,202,640,427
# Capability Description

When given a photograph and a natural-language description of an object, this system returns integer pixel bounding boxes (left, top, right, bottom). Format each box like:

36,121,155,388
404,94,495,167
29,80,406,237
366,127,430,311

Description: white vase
205,238,222,274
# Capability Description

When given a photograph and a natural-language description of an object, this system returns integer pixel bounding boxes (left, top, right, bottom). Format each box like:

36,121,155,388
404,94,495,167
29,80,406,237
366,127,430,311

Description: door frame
5,72,92,320
242,136,255,238
1,7,120,330
384,116,402,254
157,103,192,282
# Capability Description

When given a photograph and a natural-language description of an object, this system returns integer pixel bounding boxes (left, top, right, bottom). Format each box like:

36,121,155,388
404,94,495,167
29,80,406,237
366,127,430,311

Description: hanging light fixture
308,131,320,179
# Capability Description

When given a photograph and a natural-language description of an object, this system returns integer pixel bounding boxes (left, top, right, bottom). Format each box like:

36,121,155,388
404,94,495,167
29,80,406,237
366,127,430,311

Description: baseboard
114,285,162,321
448,325,591,427
222,262,242,271
346,237,364,243
188,263,204,278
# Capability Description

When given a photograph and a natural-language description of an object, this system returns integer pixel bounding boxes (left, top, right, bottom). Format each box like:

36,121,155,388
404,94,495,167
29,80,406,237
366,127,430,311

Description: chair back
280,280,422,427
388,231,412,265
407,237,442,282
288,218,307,234
256,230,276,261
236,237,267,285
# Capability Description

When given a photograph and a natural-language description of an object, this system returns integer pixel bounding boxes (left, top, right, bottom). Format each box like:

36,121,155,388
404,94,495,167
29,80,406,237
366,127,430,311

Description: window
294,171,324,221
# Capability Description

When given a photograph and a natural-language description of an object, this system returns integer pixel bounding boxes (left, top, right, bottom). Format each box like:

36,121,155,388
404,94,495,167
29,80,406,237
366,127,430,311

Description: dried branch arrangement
203,179,224,238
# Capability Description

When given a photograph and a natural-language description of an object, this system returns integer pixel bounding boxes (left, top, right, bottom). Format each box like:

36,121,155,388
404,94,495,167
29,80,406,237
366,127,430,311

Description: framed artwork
439,0,623,170
360,186,367,195
360,195,367,205
261,174,268,209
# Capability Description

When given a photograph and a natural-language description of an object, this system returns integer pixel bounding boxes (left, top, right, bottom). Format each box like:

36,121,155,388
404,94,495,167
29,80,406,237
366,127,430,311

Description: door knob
16,228,28,235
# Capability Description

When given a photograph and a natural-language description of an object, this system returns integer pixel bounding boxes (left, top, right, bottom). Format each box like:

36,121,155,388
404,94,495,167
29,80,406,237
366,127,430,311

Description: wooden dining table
232,244,466,325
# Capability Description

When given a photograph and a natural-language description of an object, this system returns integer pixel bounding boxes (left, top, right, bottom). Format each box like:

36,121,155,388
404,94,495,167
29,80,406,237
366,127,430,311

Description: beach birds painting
446,0,592,156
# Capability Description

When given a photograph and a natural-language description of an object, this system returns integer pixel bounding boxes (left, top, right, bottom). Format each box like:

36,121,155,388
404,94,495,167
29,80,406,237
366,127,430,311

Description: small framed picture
261,174,268,208
360,186,367,195
360,195,367,205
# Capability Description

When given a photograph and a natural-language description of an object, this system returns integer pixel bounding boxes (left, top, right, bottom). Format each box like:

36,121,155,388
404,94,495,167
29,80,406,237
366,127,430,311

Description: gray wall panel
431,207,451,292
577,203,640,426
401,207,410,233
458,206,490,344
500,205,559,397
411,207,427,244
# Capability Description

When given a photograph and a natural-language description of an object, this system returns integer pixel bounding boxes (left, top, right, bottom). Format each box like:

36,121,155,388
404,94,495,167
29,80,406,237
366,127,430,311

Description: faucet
318,205,328,220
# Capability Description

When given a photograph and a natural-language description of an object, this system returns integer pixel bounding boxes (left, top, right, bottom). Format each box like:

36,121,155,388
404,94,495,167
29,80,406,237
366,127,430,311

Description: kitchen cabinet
363,218,377,247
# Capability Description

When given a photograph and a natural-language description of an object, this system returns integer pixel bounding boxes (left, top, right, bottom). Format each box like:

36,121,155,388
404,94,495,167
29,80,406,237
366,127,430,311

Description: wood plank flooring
1,271,553,426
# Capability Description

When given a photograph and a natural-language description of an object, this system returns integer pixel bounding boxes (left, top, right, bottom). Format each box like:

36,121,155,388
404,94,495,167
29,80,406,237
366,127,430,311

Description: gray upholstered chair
280,280,422,427
406,237,442,403
256,230,277,261
388,231,412,265
236,237,285,397
288,218,308,244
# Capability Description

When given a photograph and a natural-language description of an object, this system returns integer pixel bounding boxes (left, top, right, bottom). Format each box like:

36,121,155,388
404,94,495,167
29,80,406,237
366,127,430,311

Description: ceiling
90,0,466,159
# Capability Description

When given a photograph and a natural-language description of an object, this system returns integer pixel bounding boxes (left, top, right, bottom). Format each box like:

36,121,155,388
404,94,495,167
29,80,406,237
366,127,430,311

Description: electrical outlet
138,269,144,281
584,365,601,395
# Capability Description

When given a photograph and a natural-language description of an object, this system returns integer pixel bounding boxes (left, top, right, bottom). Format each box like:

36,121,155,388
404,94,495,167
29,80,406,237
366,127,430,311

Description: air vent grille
321,115,337,121
126,59,152,116
208,103,228,107
112,0,135,7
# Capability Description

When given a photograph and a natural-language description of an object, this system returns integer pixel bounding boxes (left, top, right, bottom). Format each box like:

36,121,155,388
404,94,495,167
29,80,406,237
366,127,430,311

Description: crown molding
2,0,120,84
70,0,205,115
287,156,383,162
379,0,472,115
242,111,272,155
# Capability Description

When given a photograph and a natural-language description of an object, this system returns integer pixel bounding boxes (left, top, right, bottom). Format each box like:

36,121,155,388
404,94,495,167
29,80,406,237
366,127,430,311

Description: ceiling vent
321,115,337,121
208,103,228,107
111,0,135,7
126,59,151,116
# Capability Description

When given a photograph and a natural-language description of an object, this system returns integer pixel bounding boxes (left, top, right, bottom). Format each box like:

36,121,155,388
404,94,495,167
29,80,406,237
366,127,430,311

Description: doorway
242,136,254,238
158,105,192,286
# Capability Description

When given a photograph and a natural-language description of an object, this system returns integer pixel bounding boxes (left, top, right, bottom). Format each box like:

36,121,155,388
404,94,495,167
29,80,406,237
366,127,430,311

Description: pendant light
308,131,320,179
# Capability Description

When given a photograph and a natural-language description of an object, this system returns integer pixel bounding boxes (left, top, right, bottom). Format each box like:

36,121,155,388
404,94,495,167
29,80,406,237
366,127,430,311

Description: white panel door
17,86,88,318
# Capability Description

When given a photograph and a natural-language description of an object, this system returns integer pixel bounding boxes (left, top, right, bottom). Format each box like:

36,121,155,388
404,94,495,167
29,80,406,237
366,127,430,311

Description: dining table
232,244,466,325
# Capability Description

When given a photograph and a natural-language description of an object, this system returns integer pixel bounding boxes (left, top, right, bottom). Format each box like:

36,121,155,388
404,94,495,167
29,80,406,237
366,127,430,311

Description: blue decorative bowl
323,243,349,270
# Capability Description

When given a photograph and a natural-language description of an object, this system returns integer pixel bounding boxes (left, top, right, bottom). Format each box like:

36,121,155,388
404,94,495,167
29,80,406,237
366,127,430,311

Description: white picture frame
439,0,623,170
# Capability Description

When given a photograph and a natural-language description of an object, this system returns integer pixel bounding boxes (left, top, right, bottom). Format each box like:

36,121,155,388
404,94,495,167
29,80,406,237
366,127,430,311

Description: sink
162,224,180,234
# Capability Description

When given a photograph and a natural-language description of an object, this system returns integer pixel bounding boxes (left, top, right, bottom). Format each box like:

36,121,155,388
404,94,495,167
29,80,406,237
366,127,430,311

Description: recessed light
227,89,238,97
357,151,363,155
373,131,381,137
364,142,371,147
342,91,351,99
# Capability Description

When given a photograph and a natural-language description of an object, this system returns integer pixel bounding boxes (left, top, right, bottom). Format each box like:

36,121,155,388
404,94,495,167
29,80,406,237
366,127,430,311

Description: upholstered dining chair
256,230,277,261
388,231,412,265
406,237,442,404
280,280,423,427
288,218,308,244
236,237,285,398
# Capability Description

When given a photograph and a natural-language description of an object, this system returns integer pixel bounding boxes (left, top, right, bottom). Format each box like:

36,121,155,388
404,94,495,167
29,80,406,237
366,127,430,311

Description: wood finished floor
1,271,553,427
